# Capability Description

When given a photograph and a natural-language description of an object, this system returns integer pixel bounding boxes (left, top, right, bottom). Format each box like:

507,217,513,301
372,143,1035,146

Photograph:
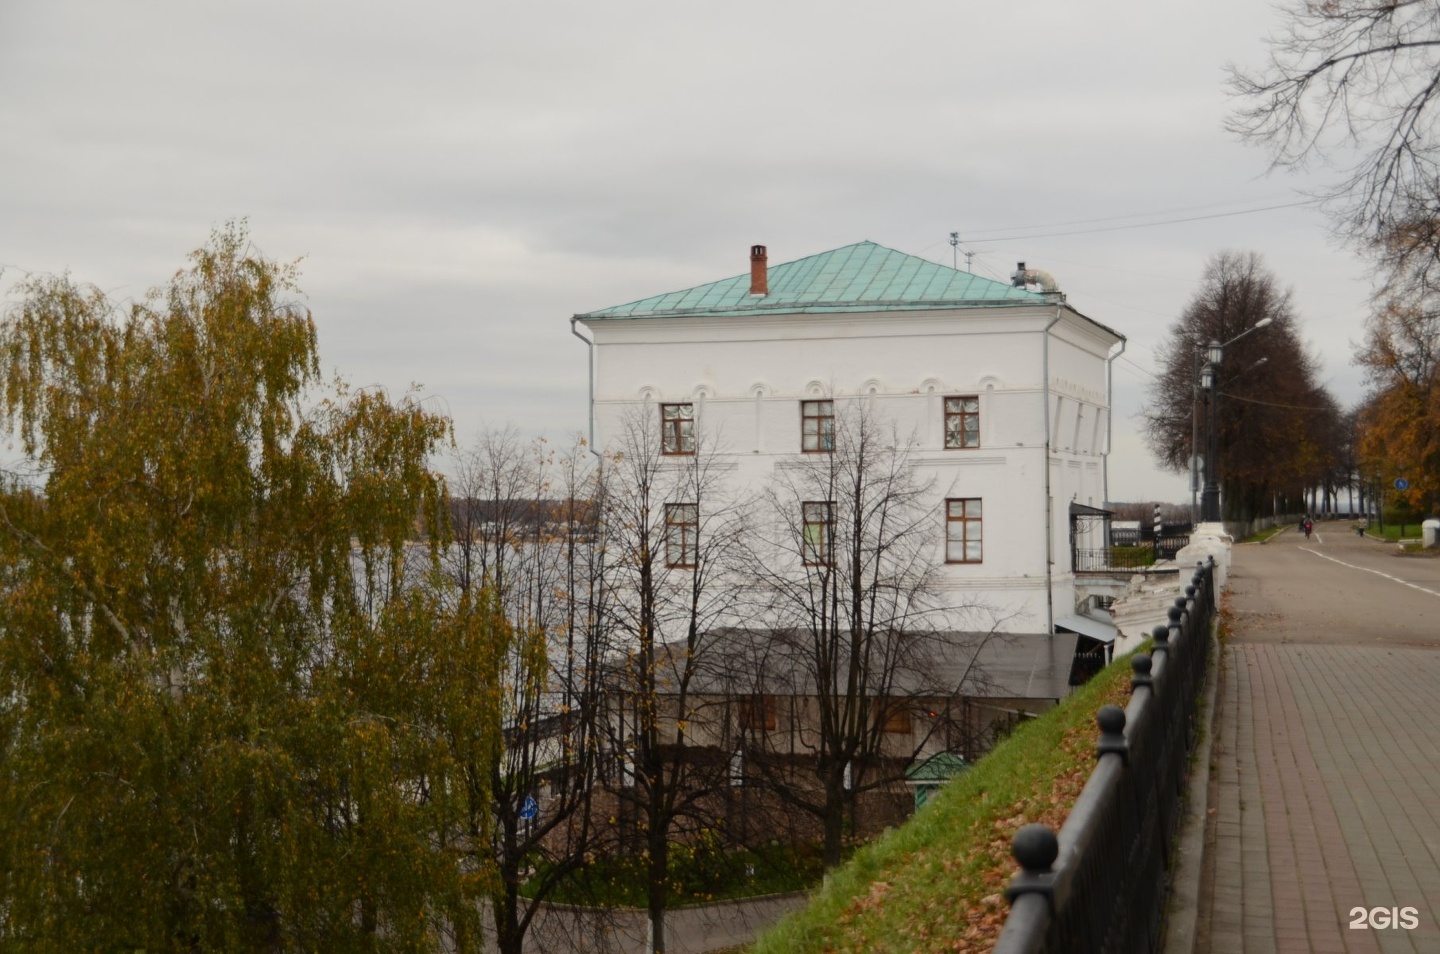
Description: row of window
662,497,983,567
660,396,980,455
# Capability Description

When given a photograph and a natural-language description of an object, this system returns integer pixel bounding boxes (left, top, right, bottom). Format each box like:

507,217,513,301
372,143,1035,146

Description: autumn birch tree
1356,288,1440,514
0,224,500,953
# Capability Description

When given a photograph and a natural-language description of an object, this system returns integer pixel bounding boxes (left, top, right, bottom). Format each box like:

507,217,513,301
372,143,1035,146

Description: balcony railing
1072,547,1152,572
1073,535,1191,572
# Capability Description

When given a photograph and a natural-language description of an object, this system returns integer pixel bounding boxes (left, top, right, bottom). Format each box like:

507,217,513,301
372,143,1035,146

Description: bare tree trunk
595,405,747,952
494,876,524,954
647,810,669,954
822,775,846,869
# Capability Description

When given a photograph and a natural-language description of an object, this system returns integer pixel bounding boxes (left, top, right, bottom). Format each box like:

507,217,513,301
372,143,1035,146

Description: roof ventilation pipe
1011,261,1060,294
1025,268,1060,293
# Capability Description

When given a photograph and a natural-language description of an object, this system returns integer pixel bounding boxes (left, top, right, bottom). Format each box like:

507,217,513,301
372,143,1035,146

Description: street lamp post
1199,319,1272,524
1200,351,1221,522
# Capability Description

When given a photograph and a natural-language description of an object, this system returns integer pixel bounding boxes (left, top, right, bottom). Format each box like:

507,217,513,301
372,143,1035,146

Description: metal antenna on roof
949,232,986,273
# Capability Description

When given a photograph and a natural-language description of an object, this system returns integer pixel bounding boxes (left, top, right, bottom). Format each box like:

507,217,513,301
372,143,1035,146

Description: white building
571,241,1125,641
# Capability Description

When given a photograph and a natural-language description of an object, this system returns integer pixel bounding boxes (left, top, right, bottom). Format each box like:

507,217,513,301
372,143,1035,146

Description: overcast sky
1,1,1375,504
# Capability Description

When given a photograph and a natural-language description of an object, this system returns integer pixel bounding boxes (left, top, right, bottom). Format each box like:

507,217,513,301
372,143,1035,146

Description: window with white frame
945,498,983,563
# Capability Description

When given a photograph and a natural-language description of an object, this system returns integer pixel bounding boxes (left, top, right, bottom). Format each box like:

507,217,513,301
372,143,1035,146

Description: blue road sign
519,796,538,820
1395,478,1410,491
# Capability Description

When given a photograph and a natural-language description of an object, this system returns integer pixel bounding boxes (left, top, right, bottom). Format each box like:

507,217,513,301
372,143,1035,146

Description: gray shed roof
637,629,1076,702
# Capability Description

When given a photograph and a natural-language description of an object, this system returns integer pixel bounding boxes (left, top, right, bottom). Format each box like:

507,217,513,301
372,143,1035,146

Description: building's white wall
581,305,1121,633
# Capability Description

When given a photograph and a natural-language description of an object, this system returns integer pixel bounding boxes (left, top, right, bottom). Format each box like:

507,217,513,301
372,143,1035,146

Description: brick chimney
750,245,768,296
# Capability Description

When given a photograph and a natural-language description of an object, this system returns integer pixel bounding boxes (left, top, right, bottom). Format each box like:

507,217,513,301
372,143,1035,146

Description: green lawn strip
751,651,1139,954
1110,545,1156,567
1363,522,1434,543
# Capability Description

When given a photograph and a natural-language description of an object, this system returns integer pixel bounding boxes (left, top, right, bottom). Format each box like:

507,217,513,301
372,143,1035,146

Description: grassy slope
751,650,1138,954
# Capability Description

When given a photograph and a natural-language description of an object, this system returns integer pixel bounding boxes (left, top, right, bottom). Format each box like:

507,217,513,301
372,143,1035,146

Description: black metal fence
1153,533,1191,560
1072,535,1192,573
1072,548,1153,572
993,558,1215,954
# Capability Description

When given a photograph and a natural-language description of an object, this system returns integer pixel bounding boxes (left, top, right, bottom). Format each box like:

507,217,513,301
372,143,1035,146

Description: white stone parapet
1108,524,1231,656
1177,523,1232,592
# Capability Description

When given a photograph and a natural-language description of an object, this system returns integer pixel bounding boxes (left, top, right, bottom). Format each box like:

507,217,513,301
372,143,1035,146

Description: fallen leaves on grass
829,671,1133,952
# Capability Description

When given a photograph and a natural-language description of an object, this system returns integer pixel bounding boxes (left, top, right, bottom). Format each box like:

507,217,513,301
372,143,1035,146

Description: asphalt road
1225,520,1440,647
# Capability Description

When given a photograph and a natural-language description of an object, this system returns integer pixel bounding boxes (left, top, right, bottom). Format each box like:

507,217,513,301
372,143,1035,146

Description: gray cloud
1,0,1376,503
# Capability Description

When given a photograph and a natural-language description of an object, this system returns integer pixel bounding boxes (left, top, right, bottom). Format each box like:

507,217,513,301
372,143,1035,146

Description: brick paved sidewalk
1195,644,1440,954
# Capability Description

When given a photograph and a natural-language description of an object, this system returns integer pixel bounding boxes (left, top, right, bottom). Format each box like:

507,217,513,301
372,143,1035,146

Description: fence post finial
1151,623,1170,656
1130,653,1154,694
1097,703,1128,764
1004,823,1058,910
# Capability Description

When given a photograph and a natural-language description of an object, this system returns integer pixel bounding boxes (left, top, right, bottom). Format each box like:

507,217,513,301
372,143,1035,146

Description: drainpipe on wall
1104,338,1126,507
1042,306,1063,637
570,318,600,457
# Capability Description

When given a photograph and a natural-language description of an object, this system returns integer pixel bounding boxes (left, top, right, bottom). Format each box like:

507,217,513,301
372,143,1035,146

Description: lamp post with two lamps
1199,318,1273,523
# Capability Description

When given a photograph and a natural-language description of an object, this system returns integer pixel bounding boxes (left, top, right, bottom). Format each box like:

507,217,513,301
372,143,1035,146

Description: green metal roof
905,752,970,783
575,241,1050,320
